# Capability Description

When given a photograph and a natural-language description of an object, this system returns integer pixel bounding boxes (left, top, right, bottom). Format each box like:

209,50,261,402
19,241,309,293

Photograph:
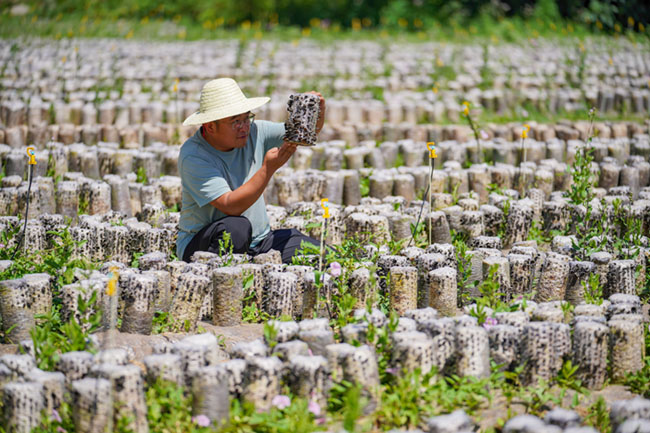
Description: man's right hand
263,141,298,173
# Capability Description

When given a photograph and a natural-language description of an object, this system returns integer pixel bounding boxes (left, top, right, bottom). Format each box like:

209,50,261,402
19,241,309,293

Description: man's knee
216,216,252,253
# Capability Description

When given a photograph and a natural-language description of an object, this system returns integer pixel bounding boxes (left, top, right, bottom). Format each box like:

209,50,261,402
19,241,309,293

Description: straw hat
182,78,270,126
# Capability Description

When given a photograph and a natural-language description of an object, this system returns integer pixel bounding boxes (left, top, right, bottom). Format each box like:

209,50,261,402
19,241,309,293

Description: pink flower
57,428,66,433
51,409,62,423
316,417,327,425
329,262,341,278
480,130,488,140
385,367,398,375
482,317,498,330
272,395,291,409
0,243,5,249
308,400,321,416
192,415,211,427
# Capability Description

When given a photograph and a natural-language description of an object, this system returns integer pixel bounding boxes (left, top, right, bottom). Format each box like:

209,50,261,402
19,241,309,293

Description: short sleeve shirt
176,120,285,259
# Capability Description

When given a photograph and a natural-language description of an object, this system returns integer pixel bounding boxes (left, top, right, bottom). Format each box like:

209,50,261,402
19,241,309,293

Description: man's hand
263,141,298,173
307,91,326,133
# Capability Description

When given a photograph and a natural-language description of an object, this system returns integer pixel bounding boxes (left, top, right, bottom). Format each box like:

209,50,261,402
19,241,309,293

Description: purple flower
308,400,321,416
482,317,498,330
316,417,327,425
329,262,341,278
385,367,398,375
51,409,62,423
56,428,66,433
272,395,291,409
480,129,488,140
192,415,211,427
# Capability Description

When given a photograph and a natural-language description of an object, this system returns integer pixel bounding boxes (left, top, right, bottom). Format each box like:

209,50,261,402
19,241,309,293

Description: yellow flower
254,30,263,39
301,27,311,37
125,29,134,39
61,56,67,63
614,23,621,32
596,20,603,30
31,15,37,23
141,16,149,25
522,124,530,139
436,58,444,67
609,57,613,66
640,23,645,33
362,18,371,27
352,18,361,31
414,18,423,28
628,17,634,27
432,86,438,94
398,18,408,28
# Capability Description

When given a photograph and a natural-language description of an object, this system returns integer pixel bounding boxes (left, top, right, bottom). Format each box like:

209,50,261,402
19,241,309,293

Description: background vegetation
0,0,648,41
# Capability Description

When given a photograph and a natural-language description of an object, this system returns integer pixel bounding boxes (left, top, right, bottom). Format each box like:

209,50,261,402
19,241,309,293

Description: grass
1,11,649,46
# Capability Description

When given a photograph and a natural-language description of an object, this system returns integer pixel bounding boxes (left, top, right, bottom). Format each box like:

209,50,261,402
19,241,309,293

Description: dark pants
182,216,321,264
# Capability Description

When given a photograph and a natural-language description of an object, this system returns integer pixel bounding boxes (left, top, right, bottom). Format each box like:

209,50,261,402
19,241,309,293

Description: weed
583,273,603,305
584,396,612,433
146,377,210,432
136,166,149,184
30,290,101,370
556,360,588,394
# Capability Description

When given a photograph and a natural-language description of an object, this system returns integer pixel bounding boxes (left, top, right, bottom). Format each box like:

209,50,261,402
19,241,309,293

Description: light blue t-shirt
176,120,285,260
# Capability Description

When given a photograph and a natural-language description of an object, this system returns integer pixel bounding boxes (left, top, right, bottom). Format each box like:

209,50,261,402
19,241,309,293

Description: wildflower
272,395,291,409
522,124,530,139
462,101,470,116
51,409,62,423
57,427,66,433
192,414,211,427
480,129,488,140
329,262,341,278
385,367,398,375
316,417,327,425
521,109,528,118
0,243,5,249
482,317,498,330
308,400,321,416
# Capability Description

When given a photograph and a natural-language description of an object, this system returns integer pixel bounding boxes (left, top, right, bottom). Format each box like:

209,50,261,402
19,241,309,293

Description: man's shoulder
179,131,206,161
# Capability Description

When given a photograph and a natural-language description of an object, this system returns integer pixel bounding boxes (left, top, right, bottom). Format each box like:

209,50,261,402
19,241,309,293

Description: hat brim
182,96,270,126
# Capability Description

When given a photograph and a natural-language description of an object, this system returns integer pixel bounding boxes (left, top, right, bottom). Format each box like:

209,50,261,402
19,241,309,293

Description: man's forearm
210,165,271,215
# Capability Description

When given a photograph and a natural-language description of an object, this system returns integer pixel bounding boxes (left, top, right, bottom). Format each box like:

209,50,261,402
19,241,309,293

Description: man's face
214,112,252,149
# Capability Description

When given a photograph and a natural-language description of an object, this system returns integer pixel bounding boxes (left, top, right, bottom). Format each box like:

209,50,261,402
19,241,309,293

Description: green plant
583,273,603,305
328,380,368,432
556,360,588,394
584,396,612,433
146,377,212,432
452,229,477,306
78,192,89,215
136,166,149,184
30,291,101,370
516,379,562,416
242,273,270,323
223,395,322,433
152,311,196,334
131,251,144,268
0,226,96,301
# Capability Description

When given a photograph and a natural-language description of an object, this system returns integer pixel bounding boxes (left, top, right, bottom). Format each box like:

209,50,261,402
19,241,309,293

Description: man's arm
210,141,298,215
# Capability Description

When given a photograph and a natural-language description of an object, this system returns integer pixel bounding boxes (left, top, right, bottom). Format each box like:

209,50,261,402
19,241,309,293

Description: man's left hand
307,91,326,133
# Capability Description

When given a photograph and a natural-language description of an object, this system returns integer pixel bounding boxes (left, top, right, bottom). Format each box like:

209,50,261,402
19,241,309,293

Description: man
176,78,325,264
